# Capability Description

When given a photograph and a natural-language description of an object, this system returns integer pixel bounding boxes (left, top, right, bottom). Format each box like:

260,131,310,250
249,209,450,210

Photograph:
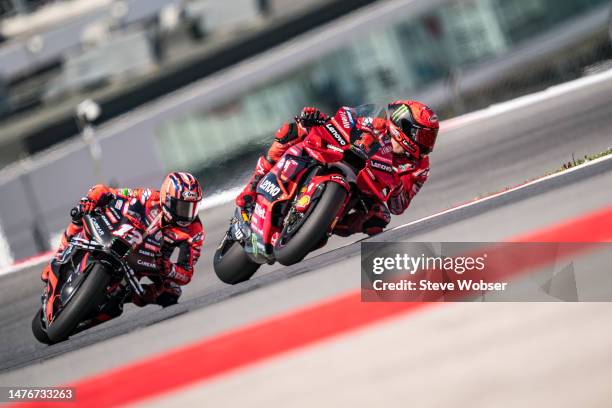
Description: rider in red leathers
235,101,439,236
41,172,205,308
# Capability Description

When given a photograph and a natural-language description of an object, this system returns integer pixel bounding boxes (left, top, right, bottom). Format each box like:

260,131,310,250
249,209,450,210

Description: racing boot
334,201,390,237
235,156,273,209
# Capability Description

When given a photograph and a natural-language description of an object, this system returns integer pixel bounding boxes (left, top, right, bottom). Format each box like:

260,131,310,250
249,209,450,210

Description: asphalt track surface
0,72,611,395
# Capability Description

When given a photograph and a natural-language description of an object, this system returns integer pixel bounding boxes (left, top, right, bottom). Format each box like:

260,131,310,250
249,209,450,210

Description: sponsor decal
254,203,266,219
100,215,112,228
339,110,352,130
139,249,155,257
105,209,118,224
144,243,160,252
391,105,409,122
370,160,394,173
91,219,105,237
297,195,311,208
270,231,280,247
155,231,163,241
234,227,244,240
182,190,198,200
115,200,124,210
326,144,344,153
250,221,263,235
260,179,281,198
346,109,354,125
330,175,348,187
397,163,416,172
325,123,347,146
137,259,156,269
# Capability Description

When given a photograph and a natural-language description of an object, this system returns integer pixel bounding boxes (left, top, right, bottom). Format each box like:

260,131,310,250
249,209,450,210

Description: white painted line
443,68,612,131
0,251,53,276
389,152,612,232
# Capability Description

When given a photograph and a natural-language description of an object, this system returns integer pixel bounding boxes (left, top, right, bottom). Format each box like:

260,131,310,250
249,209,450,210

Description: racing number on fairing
112,224,143,246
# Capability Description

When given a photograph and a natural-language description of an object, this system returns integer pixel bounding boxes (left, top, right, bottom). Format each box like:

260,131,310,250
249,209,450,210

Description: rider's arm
267,107,327,163
85,186,155,209
388,156,430,215
159,223,205,286
83,184,117,209
267,121,310,163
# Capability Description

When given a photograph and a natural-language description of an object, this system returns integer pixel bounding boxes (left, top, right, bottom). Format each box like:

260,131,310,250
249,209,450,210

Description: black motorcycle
32,204,162,344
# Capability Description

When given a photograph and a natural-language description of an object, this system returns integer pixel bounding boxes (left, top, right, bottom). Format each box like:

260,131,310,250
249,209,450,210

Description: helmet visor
412,126,437,154
398,118,437,154
166,198,198,224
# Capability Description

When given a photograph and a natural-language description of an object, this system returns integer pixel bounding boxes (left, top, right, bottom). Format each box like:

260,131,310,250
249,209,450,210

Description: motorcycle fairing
44,244,94,323
248,147,323,258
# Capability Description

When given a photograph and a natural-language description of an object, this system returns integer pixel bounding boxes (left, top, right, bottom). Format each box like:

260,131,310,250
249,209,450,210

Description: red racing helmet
160,172,203,226
387,100,439,156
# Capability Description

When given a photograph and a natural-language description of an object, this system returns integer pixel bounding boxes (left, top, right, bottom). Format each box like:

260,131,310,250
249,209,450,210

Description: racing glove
295,107,328,128
79,198,97,214
69,198,96,225
387,186,410,215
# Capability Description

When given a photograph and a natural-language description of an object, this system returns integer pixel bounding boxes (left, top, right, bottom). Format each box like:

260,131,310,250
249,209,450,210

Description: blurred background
0,0,610,263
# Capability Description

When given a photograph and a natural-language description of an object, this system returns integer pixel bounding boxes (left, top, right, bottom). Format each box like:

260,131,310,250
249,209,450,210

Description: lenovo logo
325,123,347,146
260,179,281,198
370,160,393,173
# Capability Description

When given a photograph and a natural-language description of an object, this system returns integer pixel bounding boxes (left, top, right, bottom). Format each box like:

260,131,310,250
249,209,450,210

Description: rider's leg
334,197,391,237
41,222,83,283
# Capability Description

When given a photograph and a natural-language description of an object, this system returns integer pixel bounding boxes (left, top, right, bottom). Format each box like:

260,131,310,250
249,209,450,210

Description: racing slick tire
274,181,347,266
31,308,52,344
45,263,111,343
214,239,261,285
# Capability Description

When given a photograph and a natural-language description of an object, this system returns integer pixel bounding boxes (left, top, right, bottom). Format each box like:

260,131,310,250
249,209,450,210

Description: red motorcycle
214,105,399,284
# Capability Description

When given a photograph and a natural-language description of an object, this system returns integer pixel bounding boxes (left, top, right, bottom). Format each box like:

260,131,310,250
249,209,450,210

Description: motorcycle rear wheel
274,182,347,266
214,239,261,285
45,263,111,343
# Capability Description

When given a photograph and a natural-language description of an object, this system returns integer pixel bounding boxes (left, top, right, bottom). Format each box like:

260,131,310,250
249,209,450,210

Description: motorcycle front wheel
45,263,111,343
214,238,261,285
31,308,52,344
274,182,347,266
